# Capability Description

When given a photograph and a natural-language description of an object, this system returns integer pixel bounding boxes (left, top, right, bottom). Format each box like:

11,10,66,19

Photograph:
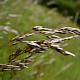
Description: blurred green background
0,0,80,80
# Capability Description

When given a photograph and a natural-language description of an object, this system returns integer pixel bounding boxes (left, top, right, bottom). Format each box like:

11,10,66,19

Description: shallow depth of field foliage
0,0,80,80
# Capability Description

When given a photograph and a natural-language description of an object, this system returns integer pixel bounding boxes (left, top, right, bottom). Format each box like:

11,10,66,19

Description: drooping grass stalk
0,26,80,71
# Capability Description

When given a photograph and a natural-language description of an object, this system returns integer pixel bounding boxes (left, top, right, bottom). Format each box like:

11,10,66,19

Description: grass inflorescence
0,26,80,71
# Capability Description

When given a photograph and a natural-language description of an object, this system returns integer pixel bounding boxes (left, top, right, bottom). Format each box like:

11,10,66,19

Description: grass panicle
0,26,80,71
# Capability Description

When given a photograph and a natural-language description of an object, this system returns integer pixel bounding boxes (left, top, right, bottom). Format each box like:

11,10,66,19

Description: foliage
0,0,80,80
39,0,80,24
40,0,80,14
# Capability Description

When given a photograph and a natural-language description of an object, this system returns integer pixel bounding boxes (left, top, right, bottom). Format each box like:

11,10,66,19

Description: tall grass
0,0,80,80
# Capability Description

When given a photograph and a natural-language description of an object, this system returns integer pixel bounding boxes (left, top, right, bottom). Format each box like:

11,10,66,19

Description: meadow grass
0,0,80,80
